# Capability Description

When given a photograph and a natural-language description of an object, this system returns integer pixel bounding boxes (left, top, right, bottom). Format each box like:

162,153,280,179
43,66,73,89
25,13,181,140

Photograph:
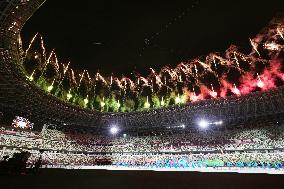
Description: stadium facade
0,0,284,132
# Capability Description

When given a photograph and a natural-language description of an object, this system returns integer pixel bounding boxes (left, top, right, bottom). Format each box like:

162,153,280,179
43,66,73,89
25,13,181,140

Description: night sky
22,0,284,77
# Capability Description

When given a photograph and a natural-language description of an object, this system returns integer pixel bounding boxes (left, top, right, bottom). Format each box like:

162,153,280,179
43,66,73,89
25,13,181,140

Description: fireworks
232,84,241,96
67,92,72,100
161,96,165,106
249,38,261,57
100,97,106,108
210,84,217,98
144,96,151,109
12,116,33,130
277,28,284,40
256,74,264,88
22,18,284,112
47,85,53,92
84,97,89,105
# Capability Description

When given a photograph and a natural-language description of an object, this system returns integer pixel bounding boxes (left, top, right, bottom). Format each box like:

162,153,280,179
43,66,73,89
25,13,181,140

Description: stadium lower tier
1,147,284,170
0,122,284,170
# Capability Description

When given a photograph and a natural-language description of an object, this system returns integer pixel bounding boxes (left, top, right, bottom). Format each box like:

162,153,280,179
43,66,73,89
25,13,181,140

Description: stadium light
198,120,209,129
213,120,223,125
110,126,119,135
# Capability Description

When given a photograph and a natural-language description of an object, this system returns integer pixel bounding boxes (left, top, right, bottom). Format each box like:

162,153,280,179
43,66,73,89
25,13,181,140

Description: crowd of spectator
0,122,284,169
2,122,284,153
111,152,284,169
2,148,283,169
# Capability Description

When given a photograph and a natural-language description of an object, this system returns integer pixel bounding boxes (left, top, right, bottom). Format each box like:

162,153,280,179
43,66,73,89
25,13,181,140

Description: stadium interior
1,0,284,188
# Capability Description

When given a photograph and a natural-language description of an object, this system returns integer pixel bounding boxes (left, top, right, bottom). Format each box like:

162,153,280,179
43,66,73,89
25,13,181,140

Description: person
0,155,9,174
33,153,42,173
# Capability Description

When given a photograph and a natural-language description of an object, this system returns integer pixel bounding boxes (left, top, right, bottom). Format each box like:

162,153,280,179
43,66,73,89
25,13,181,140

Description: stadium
1,0,284,188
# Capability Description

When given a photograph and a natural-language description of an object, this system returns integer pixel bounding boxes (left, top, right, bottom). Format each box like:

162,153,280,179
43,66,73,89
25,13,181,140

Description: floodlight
110,126,119,135
199,120,209,128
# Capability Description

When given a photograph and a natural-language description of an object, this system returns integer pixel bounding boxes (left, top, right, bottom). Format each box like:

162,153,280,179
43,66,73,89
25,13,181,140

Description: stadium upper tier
0,0,284,129
1,121,284,153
